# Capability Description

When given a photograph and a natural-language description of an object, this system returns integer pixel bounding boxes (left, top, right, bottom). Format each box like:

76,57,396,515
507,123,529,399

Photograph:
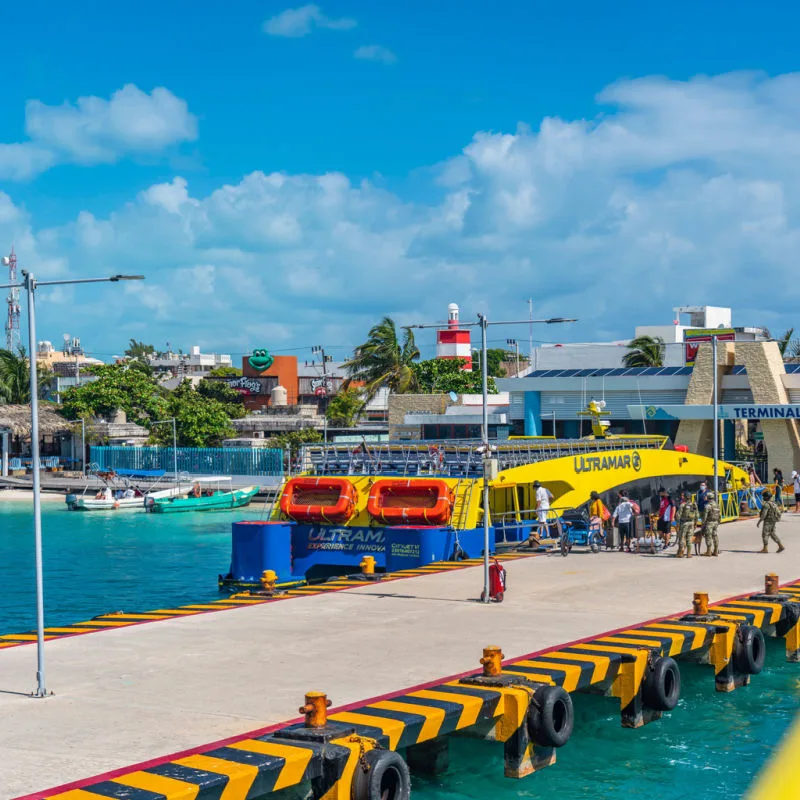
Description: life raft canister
279,476,358,524
367,478,454,526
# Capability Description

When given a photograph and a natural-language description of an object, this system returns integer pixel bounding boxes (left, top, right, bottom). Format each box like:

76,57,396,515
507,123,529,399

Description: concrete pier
3,514,800,798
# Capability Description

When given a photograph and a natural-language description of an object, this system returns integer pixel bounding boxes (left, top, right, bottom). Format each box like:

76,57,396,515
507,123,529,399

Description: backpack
765,501,782,524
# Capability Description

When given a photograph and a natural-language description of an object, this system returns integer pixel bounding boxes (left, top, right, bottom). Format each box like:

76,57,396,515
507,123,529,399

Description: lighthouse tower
436,303,472,371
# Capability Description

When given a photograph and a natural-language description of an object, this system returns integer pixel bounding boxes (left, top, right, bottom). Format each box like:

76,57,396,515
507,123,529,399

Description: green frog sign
248,349,274,372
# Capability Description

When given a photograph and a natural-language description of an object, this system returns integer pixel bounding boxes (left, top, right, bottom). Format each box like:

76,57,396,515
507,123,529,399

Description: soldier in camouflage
701,491,721,557
757,490,785,553
675,491,699,558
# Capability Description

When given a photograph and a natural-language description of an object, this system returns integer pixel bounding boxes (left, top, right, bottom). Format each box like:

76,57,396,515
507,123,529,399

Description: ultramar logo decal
574,451,642,474
307,527,385,552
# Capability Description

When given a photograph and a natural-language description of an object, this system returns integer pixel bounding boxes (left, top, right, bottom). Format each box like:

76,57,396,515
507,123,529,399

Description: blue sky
2,1,800,361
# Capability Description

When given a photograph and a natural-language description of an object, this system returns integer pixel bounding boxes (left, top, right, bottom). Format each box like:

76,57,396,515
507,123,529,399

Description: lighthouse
436,303,472,371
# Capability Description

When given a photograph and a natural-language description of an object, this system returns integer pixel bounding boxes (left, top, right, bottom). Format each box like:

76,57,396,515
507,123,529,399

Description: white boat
66,468,183,511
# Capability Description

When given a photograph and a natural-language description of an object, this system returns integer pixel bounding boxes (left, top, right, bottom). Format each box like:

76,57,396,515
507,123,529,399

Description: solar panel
575,369,595,377
605,368,627,376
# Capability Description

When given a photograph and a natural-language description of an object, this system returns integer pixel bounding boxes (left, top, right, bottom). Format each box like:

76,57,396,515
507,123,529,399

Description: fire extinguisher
481,558,507,603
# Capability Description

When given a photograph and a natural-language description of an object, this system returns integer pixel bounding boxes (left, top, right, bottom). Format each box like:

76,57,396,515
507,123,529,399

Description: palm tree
0,347,54,404
0,348,32,403
777,328,796,359
344,317,420,400
623,335,665,368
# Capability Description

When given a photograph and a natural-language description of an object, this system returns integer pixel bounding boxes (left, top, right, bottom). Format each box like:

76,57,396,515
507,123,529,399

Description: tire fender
642,656,681,711
351,749,410,800
527,685,574,748
733,625,766,675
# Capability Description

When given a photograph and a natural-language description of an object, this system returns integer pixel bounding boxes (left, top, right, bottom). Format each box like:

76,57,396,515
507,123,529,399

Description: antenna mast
3,248,20,353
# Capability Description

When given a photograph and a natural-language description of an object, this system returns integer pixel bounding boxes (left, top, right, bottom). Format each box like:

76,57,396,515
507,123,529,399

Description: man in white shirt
612,492,635,551
793,470,800,513
534,480,553,536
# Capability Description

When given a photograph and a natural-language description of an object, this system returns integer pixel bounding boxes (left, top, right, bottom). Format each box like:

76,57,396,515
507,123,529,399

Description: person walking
700,491,721,556
757,490,786,553
612,492,635,552
534,480,553,538
675,491,699,558
589,490,611,549
774,468,785,509
656,488,675,547
792,470,800,514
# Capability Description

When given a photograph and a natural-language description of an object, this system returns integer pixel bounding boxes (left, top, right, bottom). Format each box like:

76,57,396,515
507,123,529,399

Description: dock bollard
480,645,503,677
693,592,709,616
300,691,331,728
765,573,780,596
360,556,375,575
260,570,277,593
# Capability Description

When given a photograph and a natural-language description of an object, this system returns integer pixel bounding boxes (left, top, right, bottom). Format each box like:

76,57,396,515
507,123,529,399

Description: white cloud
0,85,197,180
354,45,397,64
263,5,356,37
8,70,800,356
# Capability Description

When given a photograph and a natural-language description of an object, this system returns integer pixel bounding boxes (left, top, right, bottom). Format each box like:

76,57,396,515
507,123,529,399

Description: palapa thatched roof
0,404,73,437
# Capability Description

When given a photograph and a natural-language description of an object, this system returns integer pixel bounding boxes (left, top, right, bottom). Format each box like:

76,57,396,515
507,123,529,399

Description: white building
529,306,766,372
148,345,232,379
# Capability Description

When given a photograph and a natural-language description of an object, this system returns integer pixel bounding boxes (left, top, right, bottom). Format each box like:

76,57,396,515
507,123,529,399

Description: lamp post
712,335,719,495
151,418,179,485
409,313,576,603
0,268,144,698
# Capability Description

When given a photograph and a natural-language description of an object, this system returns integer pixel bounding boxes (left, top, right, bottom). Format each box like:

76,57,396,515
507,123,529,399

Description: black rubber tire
733,625,766,675
642,656,681,711
527,685,574,748
560,537,570,557
351,749,410,800
495,591,504,603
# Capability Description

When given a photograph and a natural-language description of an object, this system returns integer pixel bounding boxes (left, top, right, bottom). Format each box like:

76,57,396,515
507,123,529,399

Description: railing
90,446,284,477
302,437,665,478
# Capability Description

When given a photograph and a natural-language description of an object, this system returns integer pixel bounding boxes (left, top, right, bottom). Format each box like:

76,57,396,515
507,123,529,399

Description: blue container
230,521,294,582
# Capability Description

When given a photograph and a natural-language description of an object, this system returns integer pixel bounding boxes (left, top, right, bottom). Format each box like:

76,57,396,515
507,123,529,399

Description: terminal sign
628,404,800,420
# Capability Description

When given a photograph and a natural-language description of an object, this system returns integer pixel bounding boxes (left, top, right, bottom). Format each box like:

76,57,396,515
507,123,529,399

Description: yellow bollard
693,592,709,616
765,573,780,596
260,570,277,592
360,556,375,575
299,691,331,728
480,645,503,677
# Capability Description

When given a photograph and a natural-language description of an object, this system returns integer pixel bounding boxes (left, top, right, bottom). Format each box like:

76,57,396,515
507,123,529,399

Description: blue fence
90,446,284,477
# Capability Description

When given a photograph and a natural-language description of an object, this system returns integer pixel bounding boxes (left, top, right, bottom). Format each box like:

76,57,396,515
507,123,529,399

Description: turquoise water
412,640,799,799
0,499,261,632
2,500,798,798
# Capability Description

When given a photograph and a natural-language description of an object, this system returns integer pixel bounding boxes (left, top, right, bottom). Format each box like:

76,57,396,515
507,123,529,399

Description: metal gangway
301,437,666,479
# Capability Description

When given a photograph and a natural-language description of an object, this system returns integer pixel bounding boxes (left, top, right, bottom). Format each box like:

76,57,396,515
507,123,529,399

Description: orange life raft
280,477,358,524
367,479,454,526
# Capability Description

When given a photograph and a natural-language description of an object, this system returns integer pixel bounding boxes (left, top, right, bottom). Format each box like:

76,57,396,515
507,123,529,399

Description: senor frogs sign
574,451,642,474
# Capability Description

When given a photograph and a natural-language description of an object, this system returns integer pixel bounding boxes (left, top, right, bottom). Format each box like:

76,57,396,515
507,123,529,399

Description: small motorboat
147,477,260,513
66,468,182,511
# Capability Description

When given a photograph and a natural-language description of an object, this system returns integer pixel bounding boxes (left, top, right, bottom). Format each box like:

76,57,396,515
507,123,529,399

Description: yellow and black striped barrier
0,553,536,651
26,573,800,800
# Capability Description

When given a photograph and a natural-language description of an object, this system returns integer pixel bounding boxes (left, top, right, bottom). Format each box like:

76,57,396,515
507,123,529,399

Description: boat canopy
114,468,167,478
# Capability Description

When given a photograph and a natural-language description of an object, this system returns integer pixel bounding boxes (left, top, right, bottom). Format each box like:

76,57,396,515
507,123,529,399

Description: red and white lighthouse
436,303,472,371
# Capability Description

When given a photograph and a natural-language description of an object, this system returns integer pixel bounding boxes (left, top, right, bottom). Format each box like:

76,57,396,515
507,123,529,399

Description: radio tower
3,248,20,353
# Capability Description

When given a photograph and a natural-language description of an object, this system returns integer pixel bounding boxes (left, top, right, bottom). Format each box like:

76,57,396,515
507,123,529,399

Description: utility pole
506,338,520,376
312,346,333,443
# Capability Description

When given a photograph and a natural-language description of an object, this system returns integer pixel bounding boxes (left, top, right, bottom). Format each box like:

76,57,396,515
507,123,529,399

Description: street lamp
0,268,144,698
151,418,179,486
409,314,577,603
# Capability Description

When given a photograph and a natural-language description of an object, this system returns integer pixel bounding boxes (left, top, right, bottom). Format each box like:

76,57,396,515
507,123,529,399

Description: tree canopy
151,380,236,448
124,339,156,359
472,348,510,378
0,348,54,404
208,365,243,377
413,359,498,394
623,336,665,368
197,378,246,418
344,317,420,400
326,387,363,427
